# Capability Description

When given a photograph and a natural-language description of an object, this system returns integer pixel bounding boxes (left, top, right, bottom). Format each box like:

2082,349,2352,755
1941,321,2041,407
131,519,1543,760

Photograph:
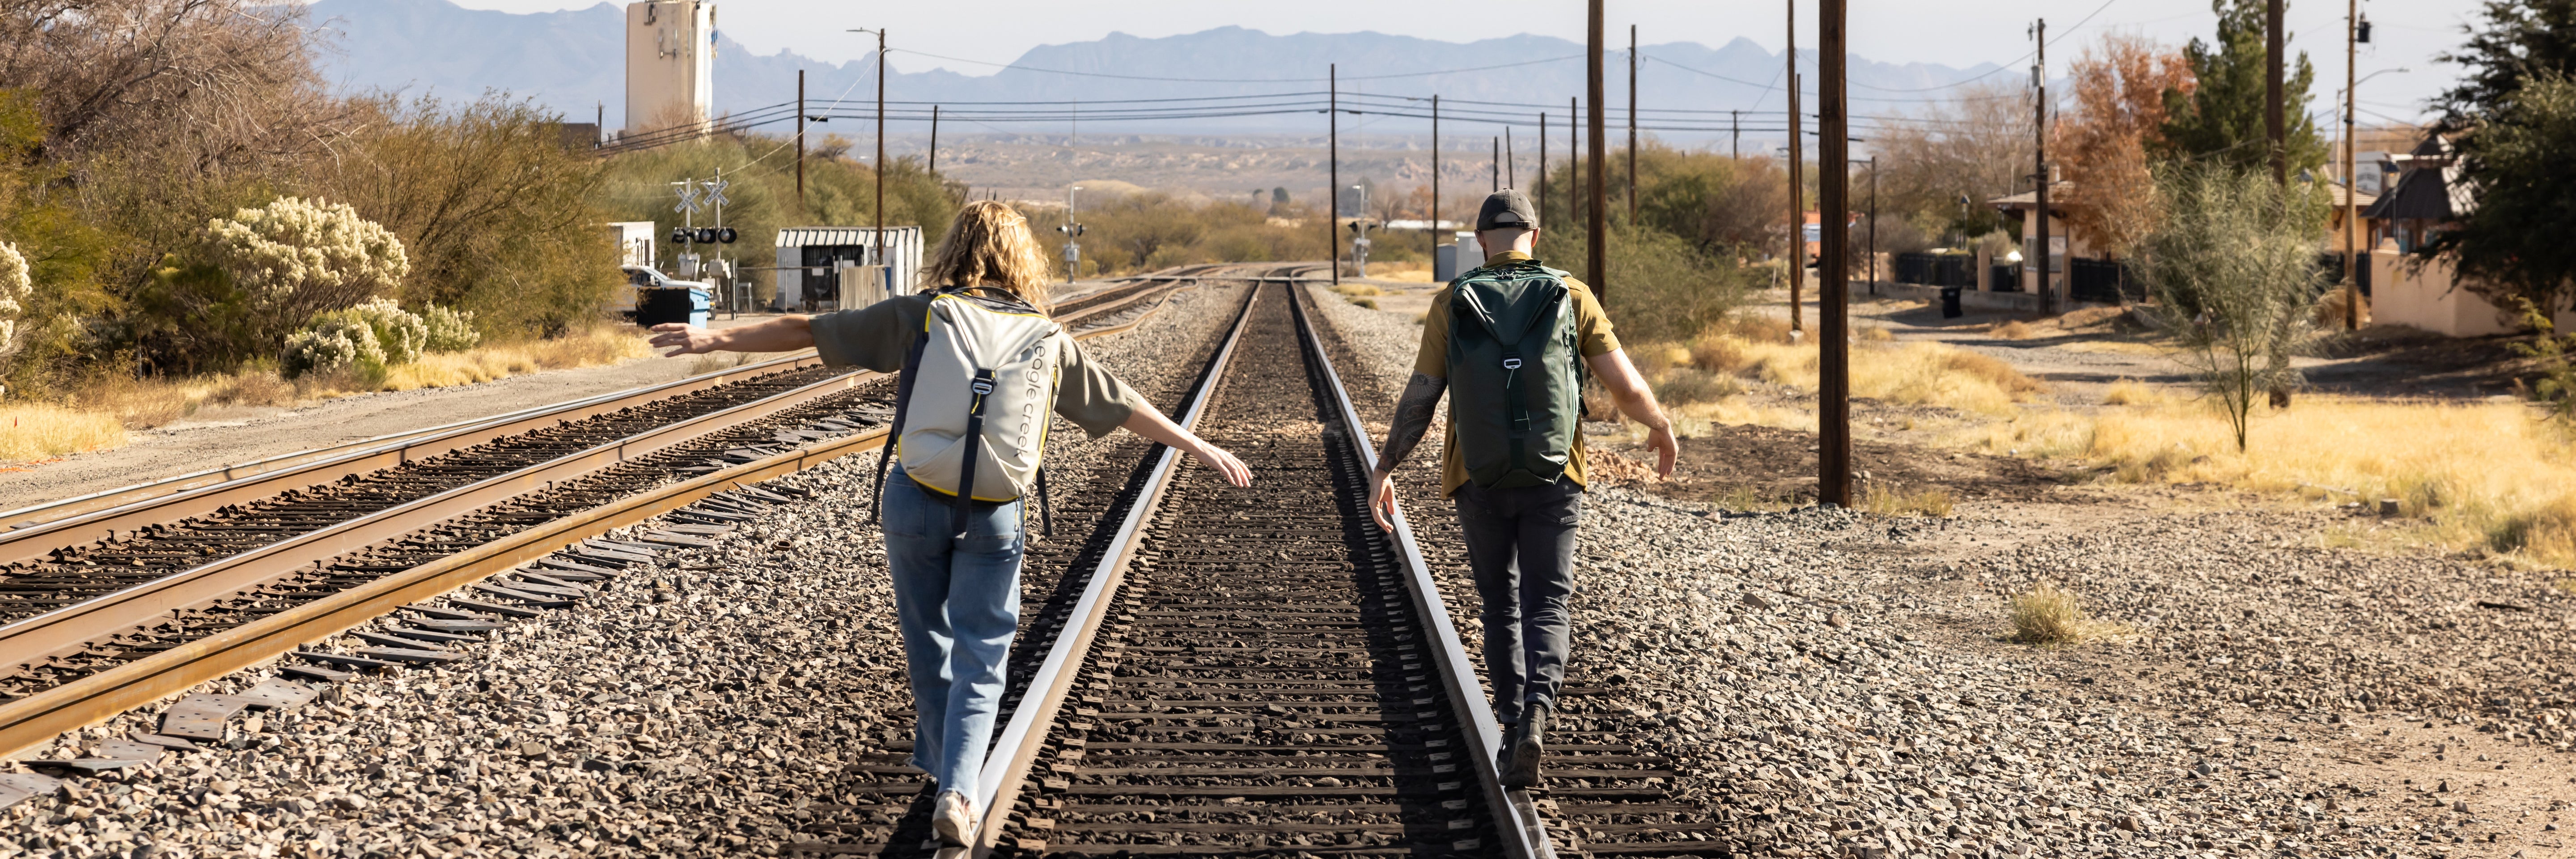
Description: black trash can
1940,285,1965,319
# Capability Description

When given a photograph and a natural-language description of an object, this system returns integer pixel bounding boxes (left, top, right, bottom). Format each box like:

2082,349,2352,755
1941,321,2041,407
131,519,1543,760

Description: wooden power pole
1628,23,1639,226
1818,0,1852,507
2034,19,2053,315
796,70,806,213
1787,0,1804,333
2267,0,2288,186
1587,0,1608,299
2343,0,2361,329
1330,63,1339,285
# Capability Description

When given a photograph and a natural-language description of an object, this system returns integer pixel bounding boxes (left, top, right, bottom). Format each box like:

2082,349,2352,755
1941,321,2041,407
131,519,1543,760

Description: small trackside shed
774,226,924,311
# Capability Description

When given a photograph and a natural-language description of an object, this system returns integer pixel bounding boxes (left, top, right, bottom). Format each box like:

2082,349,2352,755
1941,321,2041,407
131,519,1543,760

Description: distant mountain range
305,0,2000,142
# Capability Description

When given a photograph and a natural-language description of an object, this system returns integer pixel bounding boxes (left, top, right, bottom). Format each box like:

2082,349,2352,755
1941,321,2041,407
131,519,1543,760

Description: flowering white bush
204,197,408,310
0,240,27,359
421,304,480,352
281,317,385,379
336,298,427,365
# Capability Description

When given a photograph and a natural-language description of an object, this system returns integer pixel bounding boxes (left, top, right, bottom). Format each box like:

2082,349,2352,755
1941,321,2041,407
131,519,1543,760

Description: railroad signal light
718,227,739,244
669,227,691,245
695,227,719,244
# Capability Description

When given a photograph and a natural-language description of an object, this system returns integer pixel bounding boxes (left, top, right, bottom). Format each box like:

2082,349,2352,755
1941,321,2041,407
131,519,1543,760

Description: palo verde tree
2135,163,2330,451
2420,0,2576,312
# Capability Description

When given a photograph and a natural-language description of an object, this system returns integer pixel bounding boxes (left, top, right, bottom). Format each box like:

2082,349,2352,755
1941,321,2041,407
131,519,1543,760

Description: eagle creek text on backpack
872,288,1067,538
1445,260,1585,489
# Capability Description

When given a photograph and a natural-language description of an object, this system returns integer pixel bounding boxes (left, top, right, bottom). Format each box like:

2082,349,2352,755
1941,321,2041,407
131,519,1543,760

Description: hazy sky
459,0,2486,121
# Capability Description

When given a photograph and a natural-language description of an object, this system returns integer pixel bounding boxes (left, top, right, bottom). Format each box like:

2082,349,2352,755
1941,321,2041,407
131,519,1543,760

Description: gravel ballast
0,284,1246,859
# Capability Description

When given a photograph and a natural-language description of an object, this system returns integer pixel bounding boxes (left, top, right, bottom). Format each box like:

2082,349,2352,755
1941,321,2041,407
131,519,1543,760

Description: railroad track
783,276,1579,858
0,265,1237,759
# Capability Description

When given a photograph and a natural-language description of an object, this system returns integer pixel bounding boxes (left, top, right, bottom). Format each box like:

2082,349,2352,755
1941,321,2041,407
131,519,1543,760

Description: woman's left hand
1190,443,1254,488
648,323,720,357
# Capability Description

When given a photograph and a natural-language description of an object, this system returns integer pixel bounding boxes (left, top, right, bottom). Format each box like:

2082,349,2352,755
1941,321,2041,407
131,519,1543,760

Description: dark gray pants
1452,480,1581,725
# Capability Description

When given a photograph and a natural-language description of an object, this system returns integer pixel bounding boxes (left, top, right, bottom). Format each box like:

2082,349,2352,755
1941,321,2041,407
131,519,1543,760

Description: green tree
2135,164,2330,451
2158,0,2329,177
2419,1,2576,311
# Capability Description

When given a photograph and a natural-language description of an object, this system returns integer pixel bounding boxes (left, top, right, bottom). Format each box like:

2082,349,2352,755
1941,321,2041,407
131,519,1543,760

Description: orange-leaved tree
2060,34,2192,262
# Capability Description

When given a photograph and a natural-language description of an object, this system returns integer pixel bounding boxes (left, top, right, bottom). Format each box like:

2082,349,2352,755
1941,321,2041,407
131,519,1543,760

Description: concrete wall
2368,243,2576,336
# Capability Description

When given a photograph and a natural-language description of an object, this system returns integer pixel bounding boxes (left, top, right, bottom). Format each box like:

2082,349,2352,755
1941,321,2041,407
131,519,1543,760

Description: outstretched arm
648,317,816,356
1365,373,1446,530
1119,404,1253,488
1585,349,1679,478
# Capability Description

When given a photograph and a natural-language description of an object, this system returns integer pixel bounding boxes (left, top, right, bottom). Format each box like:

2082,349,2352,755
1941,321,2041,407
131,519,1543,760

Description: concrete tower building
624,1,715,136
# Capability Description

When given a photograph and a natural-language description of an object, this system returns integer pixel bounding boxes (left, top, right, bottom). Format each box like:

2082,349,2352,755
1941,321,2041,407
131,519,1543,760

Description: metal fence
1894,252,1979,288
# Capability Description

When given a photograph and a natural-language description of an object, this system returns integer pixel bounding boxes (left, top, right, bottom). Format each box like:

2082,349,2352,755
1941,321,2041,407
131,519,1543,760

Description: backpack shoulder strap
868,315,936,523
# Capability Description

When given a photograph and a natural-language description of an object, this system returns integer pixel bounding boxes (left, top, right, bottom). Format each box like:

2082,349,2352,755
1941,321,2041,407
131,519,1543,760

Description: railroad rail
776,277,1574,858
0,265,1235,759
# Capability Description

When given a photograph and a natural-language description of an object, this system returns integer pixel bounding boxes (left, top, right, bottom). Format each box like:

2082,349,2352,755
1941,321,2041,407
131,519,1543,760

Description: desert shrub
0,239,25,367
320,298,427,365
422,304,480,353
282,316,383,379
2135,163,2329,450
1651,367,1742,405
203,196,410,335
2008,582,2127,645
1596,227,1753,345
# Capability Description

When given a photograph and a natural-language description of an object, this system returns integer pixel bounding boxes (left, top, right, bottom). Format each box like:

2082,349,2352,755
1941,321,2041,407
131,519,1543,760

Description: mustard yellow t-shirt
1410,251,1622,496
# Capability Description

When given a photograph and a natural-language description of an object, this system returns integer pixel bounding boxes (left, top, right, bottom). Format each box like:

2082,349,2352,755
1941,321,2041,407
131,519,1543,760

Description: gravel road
0,285,1245,859
1309,289,2576,859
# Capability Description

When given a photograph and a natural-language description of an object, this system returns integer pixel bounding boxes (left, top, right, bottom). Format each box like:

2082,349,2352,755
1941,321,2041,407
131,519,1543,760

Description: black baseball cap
1475,189,1539,231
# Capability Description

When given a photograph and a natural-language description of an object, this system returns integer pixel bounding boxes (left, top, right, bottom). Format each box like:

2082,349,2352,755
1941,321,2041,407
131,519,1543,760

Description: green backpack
1446,259,1586,489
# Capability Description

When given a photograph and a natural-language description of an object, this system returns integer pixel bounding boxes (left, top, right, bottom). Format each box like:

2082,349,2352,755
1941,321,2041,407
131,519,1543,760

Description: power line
885,47,1582,83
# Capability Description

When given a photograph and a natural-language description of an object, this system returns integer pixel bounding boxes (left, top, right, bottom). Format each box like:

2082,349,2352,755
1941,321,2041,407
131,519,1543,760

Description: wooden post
796,70,806,213
1587,0,1608,299
1819,0,1852,507
1788,1,1804,333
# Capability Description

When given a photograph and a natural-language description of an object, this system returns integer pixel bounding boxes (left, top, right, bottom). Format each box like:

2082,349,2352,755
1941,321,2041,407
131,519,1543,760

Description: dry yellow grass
1376,270,1435,283
0,326,650,462
0,403,129,463
1864,483,1956,517
2100,378,2169,406
1990,319,2035,340
1328,284,1383,298
2008,582,2129,645
375,328,648,391
1347,297,1379,310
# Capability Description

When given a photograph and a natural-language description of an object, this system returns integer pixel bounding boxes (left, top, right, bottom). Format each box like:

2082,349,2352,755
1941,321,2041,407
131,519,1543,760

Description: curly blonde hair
922,200,1052,310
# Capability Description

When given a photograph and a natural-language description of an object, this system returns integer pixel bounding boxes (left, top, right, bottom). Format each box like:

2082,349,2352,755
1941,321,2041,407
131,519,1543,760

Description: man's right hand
1368,467,1399,532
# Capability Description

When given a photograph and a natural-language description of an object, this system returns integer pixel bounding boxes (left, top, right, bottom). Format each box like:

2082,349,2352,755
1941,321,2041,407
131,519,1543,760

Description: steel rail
967,281,1265,855
0,281,1213,760
0,352,829,560
0,366,877,667
1285,281,1558,859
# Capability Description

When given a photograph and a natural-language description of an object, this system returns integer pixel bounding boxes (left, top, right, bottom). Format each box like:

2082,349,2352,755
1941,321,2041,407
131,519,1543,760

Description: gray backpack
1445,260,1586,489
871,286,1059,539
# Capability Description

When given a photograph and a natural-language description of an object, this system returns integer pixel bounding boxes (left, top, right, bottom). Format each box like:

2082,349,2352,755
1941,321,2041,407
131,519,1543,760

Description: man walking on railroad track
650,200,1252,848
1366,188,1678,789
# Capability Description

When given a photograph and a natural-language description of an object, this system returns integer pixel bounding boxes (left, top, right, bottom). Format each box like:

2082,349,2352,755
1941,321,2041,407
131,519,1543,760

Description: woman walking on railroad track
649,200,1253,847
1367,189,1678,790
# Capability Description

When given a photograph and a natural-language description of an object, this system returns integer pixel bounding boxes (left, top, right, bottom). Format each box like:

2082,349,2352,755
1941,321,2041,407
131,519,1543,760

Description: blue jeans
880,466,1025,801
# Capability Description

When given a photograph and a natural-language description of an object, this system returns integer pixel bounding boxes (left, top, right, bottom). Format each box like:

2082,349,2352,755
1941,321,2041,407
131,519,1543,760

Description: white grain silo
624,1,715,137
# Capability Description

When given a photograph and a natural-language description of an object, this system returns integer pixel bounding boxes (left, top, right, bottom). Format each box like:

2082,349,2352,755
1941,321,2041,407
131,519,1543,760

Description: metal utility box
775,226,924,311
636,285,710,327
1432,231,1480,282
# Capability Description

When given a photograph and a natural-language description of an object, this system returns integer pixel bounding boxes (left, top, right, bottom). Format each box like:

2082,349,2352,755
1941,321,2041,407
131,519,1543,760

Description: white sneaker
932,790,977,847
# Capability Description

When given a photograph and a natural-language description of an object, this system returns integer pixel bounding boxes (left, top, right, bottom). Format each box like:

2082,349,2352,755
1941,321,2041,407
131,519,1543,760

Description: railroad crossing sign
673,183,701,215
701,177,729,208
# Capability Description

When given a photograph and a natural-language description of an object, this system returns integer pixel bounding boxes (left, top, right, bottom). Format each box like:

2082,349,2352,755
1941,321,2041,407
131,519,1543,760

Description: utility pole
1491,137,1500,191
1788,0,1805,333
1587,0,1608,298
2034,18,2054,315
1569,97,1579,221
850,28,888,276
1732,110,1741,159
2342,0,2360,329
2267,0,2288,186
1819,0,1852,509
1868,155,1879,293
1432,95,1441,264
1628,23,1639,226
796,70,806,213
928,105,940,175
1539,112,1549,222
1331,63,1340,285
1505,128,1516,187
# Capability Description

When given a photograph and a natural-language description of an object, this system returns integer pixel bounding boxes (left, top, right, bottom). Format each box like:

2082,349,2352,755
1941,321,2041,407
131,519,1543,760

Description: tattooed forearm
1375,373,1445,473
